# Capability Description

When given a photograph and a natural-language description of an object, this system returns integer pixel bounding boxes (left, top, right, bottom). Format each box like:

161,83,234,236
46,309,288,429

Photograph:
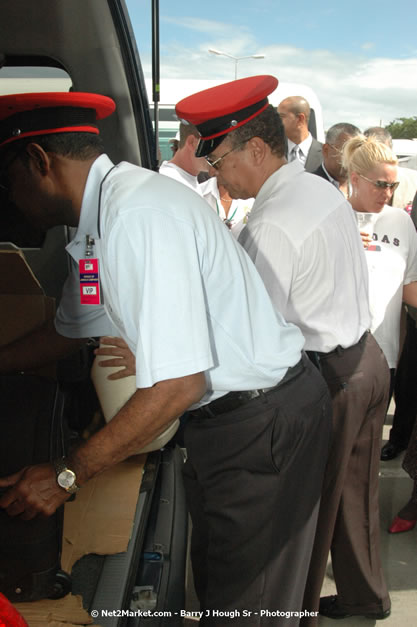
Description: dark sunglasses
359,174,400,191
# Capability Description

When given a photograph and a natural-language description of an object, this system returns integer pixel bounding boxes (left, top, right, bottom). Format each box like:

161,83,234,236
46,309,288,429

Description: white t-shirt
198,176,254,238
158,161,202,194
356,205,417,367
56,155,304,406
239,160,371,352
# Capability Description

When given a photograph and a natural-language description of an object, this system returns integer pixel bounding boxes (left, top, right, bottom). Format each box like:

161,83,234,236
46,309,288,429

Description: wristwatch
53,457,80,494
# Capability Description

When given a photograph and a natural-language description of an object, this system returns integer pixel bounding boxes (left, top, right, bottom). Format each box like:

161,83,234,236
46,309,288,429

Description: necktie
290,145,300,162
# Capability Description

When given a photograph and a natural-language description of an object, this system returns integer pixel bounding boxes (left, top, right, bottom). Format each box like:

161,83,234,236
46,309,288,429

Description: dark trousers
183,356,332,626
301,333,391,625
389,313,417,448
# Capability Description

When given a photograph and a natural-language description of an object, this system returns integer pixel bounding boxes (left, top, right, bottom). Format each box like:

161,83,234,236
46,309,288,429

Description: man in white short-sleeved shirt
0,91,332,626
177,75,391,624
57,153,303,401
158,122,207,194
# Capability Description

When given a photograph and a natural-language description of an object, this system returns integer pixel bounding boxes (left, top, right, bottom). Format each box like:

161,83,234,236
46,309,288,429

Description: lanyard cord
97,165,118,238
215,199,238,223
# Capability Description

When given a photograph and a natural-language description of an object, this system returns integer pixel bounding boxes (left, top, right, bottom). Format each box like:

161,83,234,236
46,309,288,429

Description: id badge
79,258,101,305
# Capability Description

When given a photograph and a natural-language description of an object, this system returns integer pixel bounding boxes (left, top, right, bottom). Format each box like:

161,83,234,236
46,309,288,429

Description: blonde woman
342,136,417,540
343,135,417,381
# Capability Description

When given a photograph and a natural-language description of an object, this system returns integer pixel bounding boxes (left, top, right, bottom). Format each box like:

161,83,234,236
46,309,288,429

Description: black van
0,1,187,625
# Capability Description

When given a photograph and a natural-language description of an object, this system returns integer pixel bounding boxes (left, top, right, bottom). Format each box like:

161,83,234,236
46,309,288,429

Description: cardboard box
14,456,146,627
0,250,56,376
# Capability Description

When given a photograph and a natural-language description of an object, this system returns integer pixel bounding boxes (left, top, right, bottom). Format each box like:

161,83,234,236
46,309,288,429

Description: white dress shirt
56,155,305,405
239,160,371,353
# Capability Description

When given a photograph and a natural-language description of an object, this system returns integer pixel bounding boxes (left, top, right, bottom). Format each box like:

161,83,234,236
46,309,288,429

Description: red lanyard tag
79,258,101,305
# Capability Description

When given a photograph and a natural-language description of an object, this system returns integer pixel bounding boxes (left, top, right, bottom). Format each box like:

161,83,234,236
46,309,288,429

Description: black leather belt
192,353,306,419
306,330,370,371
309,330,369,360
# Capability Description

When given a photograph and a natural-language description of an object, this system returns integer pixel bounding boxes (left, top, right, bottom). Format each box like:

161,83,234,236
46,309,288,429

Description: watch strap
53,457,80,494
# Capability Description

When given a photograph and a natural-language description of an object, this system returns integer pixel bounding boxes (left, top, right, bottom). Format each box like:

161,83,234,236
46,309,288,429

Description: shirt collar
252,160,304,217
287,133,312,159
322,162,340,189
77,153,115,239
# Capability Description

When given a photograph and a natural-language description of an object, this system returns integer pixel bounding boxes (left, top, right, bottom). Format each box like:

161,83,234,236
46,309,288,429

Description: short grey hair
325,123,361,145
364,126,393,149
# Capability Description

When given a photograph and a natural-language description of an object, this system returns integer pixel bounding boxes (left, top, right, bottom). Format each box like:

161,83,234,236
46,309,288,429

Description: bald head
277,96,311,143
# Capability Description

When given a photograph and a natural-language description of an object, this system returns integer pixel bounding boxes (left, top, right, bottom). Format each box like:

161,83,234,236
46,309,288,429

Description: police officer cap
0,92,115,148
176,75,278,157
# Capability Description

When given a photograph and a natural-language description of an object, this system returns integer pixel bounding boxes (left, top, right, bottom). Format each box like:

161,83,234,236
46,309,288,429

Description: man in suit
313,123,361,197
277,96,322,172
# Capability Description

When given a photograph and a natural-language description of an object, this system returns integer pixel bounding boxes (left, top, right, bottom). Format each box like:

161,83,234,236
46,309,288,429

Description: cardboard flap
0,294,53,347
0,250,56,376
0,250,44,295
13,457,146,626
61,456,146,573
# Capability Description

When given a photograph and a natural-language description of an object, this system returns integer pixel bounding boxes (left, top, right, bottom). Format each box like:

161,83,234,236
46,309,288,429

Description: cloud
162,16,251,38
143,20,417,133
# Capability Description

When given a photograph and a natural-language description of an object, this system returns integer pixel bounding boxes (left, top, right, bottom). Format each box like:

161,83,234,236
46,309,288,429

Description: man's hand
94,336,136,379
0,463,70,520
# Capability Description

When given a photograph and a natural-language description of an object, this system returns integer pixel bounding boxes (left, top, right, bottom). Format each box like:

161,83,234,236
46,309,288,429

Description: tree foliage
385,117,417,139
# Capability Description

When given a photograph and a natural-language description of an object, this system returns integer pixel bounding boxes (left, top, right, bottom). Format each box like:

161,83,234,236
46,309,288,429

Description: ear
297,113,307,128
186,134,198,150
350,171,359,187
247,136,266,165
25,142,51,176
322,143,329,159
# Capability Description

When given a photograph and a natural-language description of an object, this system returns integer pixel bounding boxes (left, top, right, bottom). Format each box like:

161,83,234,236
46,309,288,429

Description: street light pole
208,49,265,79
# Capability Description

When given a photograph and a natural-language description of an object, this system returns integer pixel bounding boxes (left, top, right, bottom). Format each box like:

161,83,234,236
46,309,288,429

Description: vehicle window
0,64,71,96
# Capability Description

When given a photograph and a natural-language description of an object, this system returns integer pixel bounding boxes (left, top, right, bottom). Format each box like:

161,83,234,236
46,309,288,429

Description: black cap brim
195,135,226,158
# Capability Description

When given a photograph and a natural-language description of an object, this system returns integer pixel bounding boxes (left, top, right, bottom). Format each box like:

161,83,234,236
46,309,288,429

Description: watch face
58,469,76,490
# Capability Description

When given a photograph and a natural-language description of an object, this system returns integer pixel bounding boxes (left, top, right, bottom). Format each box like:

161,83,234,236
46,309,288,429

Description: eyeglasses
359,174,400,192
205,140,249,170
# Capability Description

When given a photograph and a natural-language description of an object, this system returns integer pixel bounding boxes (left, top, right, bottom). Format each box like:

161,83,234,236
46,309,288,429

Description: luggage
0,374,72,602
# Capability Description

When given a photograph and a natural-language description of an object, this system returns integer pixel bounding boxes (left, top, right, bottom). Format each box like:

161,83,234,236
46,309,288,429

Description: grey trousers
183,355,332,626
301,332,391,625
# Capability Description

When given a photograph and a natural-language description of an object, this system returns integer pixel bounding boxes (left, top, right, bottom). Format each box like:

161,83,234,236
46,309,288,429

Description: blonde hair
342,134,397,178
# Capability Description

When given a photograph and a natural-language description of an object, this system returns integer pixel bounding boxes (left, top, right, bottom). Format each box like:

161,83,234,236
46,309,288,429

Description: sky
126,0,417,132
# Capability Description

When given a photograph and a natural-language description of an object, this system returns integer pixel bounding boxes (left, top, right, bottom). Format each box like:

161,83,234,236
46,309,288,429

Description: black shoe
381,441,405,461
319,595,391,620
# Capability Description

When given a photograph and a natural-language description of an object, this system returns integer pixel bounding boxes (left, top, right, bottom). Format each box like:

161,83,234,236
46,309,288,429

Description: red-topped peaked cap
176,75,278,157
0,92,116,148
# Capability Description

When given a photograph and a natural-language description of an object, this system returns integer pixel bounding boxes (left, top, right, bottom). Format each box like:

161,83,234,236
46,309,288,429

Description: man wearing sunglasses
177,75,392,624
